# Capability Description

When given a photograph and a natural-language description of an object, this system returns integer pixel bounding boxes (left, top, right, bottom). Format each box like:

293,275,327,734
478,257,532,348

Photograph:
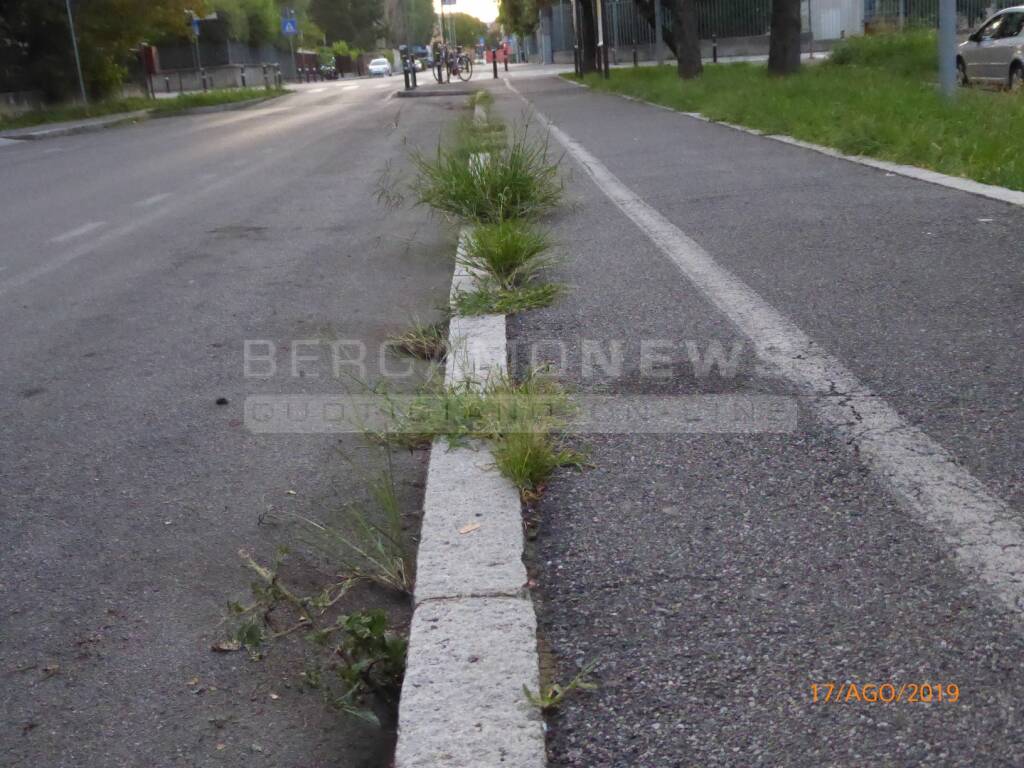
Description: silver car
958,6,1024,89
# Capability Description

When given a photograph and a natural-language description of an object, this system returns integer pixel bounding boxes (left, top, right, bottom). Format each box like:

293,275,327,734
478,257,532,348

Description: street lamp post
64,0,87,104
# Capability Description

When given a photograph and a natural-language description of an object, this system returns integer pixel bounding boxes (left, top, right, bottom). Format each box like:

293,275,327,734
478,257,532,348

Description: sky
434,0,500,23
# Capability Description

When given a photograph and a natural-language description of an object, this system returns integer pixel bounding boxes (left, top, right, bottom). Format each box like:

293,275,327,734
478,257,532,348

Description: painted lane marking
307,87,326,93
506,79,1024,617
49,221,106,244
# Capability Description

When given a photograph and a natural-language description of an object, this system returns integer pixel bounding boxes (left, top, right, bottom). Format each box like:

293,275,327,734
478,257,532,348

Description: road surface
0,78,457,767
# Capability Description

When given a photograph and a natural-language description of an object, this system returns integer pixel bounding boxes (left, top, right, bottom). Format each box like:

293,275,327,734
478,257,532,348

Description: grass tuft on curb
413,122,563,223
452,282,562,315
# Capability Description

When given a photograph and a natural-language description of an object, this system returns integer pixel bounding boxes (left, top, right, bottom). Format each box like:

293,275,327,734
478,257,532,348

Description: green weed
460,220,554,289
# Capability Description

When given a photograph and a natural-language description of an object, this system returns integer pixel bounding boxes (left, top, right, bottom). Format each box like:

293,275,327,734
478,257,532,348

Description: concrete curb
395,87,476,98
564,77,1024,210
394,229,546,768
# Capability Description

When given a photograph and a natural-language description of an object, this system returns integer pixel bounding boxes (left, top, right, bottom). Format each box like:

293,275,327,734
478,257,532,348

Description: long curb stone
395,225,546,767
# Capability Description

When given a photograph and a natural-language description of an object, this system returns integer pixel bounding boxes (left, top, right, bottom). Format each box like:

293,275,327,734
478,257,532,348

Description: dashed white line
49,221,106,244
308,87,326,93
134,192,172,208
340,84,360,90
507,79,1024,618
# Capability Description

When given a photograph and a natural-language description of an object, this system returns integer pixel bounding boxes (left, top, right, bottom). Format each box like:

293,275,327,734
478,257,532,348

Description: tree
632,0,675,59
672,0,701,78
310,0,384,49
447,12,487,47
0,0,203,101
579,0,597,73
498,0,537,38
767,0,800,75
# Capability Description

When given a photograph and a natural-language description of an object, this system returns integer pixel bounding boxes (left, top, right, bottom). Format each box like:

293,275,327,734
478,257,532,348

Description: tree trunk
634,0,678,59
672,0,702,79
580,0,599,73
768,0,802,75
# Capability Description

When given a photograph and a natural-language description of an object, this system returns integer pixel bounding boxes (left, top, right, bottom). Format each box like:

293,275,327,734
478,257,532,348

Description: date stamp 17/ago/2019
810,682,960,704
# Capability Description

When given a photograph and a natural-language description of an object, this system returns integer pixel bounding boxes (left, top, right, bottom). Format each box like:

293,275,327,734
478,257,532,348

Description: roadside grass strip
567,29,1024,194
0,87,285,132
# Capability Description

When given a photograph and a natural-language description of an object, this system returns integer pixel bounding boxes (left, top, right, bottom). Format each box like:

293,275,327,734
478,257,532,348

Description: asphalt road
0,79,459,767
497,76,1024,765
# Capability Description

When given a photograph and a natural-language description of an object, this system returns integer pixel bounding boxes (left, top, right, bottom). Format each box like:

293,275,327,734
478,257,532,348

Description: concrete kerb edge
394,225,546,768
561,76,1024,210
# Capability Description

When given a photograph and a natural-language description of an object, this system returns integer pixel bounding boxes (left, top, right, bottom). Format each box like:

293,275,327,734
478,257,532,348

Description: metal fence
546,0,1015,55
866,0,1013,28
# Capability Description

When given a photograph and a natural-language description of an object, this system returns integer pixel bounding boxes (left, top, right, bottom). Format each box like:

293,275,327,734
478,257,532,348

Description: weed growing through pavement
387,319,449,361
451,281,563,316
225,547,406,725
383,367,584,496
524,661,599,713
412,120,563,223
460,220,554,290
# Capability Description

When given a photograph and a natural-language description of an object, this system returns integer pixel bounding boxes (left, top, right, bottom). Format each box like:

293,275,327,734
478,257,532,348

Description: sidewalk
493,76,1024,765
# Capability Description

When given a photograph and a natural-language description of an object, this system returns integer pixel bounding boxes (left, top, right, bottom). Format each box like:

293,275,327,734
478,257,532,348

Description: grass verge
567,30,1024,191
452,281,563,315
0,87,284,131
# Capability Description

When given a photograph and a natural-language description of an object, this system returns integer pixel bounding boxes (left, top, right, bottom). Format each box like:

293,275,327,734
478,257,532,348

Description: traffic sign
191,17,200,36
281,17,298,36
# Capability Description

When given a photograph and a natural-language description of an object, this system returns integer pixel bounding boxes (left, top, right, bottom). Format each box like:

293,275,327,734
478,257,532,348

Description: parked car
958,6,1024,89
368,57,392,77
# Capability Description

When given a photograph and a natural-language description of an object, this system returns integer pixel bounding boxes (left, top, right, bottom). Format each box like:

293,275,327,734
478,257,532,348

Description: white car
958,6,1024,89
368,58,392,77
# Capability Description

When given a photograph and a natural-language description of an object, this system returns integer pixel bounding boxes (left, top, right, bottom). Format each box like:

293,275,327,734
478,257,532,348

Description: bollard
411,64,418,89
201,69,208,92
633,45,638,67
573,46,580,77
178,71,184,93
492,48,498,79
165,76,171,93
504,53,508,72
403,58,411,90
263,64,269,90
712,35,718,64
241,65,247,87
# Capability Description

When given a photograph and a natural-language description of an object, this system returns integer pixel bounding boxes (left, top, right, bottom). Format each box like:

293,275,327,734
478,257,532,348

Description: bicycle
432,45,473,83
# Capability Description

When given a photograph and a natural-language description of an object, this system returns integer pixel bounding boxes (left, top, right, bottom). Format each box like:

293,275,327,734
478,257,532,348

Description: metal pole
493,48,499,78
600,0,610,77
808,0,815,59
65,0,88,104
289,36,296,82
939,0,956,97
654,0,664,65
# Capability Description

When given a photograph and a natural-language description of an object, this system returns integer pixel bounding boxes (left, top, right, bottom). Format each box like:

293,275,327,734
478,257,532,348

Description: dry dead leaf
458,523,481,535
210,640,241,653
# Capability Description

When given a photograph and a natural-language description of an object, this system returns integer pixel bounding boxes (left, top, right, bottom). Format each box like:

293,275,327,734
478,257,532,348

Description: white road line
307,87,326,93
506,80,1024,617
134,192,172,208
49,221,105,244
0,138,21,148
340,84,360,90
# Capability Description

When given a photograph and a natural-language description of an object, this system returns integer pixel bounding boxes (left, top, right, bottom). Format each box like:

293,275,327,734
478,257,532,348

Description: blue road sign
191,18,200,36
281,17,298,36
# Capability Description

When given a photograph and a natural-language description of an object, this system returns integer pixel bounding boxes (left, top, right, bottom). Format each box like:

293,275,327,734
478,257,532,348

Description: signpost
282,13,299,81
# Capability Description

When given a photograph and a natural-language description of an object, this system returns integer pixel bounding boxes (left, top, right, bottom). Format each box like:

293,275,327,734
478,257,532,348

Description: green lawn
0,87,285,131
568,31,1024,191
